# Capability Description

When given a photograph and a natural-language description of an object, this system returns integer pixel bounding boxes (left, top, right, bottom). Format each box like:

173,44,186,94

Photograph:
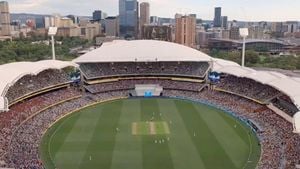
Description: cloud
9,0,49,11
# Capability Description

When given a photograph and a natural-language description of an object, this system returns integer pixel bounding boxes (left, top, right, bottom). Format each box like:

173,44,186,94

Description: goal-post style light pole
48,27,58,60
239,28,249,67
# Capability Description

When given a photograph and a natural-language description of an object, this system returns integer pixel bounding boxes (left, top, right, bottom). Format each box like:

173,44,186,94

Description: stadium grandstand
0,40,299,169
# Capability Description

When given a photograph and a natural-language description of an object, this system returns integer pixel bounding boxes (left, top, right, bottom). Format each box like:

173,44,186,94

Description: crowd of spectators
80,62,209,79
3,91,127,169
216,75,281,102
164,89,300,169
0,87,81,168
84,79,206,94
0,73,299,168
5,69,72,103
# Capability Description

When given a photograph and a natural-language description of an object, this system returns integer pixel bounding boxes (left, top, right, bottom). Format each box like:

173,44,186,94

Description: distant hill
11,13,49,23
11,13,92,24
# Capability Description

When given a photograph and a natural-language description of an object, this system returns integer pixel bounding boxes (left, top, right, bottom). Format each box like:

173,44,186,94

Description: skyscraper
119,0,139,38
93,10,102,21
0,1,11,36
213,7,221,27
229,26,240,40
175,15,196,48
140,2,150,27
221,16,228,29
105,16,120,37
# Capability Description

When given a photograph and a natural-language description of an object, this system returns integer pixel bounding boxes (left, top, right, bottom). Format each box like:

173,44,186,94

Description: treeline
0,37,90,65
210,49,300,70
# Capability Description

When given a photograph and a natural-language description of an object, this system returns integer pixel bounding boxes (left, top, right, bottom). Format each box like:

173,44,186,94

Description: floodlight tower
239,28,248,67
48,27,58,60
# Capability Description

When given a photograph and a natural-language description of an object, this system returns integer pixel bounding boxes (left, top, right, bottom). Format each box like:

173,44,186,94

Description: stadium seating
80,62,210,79
6,69,72,104
84,79,206,94
216,75,281,102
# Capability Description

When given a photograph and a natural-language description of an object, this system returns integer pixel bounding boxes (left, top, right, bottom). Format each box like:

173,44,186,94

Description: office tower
93,10,103,21
80,22,101,40
175,15,196,47
229,26,240,40
140,2,150,27
44,16,55,28
141,25,172,41
119,0,139,38
60,17,74,27
286,21,298,33
248,26,264,39
0,1,10,36
35,17,45,29
221,16,228,29
105,16,120,37
213,7,222,27
150,16,158,25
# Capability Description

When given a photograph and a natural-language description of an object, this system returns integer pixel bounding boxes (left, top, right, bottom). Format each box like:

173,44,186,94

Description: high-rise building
286,21,298,33
249,26,264,39
35,17,45,29
271,22,287,37
140,2,150,28
150,16,158,25
81,22,101,40
44,16,55,28
93,10,102,21
53,14,62,27
119,0,139,38
141,25,172,41
221,16,228,29
229,26,240,40
60,17,74,27
213,7,222,27
175,15,196,47
0,1,11,36
196,31,215,48
105,16,119,37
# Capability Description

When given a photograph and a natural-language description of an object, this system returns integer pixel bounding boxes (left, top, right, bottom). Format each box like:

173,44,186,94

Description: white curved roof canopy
0,97,6,111
212,61,300,133
0,60,76,111
294,113,300,133
73,40,212,63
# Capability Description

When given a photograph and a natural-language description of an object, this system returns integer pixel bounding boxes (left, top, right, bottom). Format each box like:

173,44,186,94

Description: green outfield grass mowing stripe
110,99,143,169
157,99,206,169
49,112,81,160
40,111,82,169
140,99,175,169
77,101,123,169
174,100,238,169
217,111,261,169
193,104,249,168
155,122,169,135
53,106,105,169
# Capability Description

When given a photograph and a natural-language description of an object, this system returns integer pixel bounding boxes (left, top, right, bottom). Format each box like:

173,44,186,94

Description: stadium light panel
48,27,58,36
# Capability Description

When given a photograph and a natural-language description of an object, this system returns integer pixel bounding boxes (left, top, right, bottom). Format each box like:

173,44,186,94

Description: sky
7,0,300,21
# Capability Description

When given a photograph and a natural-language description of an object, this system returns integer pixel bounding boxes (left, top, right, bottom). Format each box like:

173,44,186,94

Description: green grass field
40,98,261,169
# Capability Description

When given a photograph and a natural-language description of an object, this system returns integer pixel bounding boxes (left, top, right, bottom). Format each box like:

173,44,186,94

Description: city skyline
7,0,300,22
